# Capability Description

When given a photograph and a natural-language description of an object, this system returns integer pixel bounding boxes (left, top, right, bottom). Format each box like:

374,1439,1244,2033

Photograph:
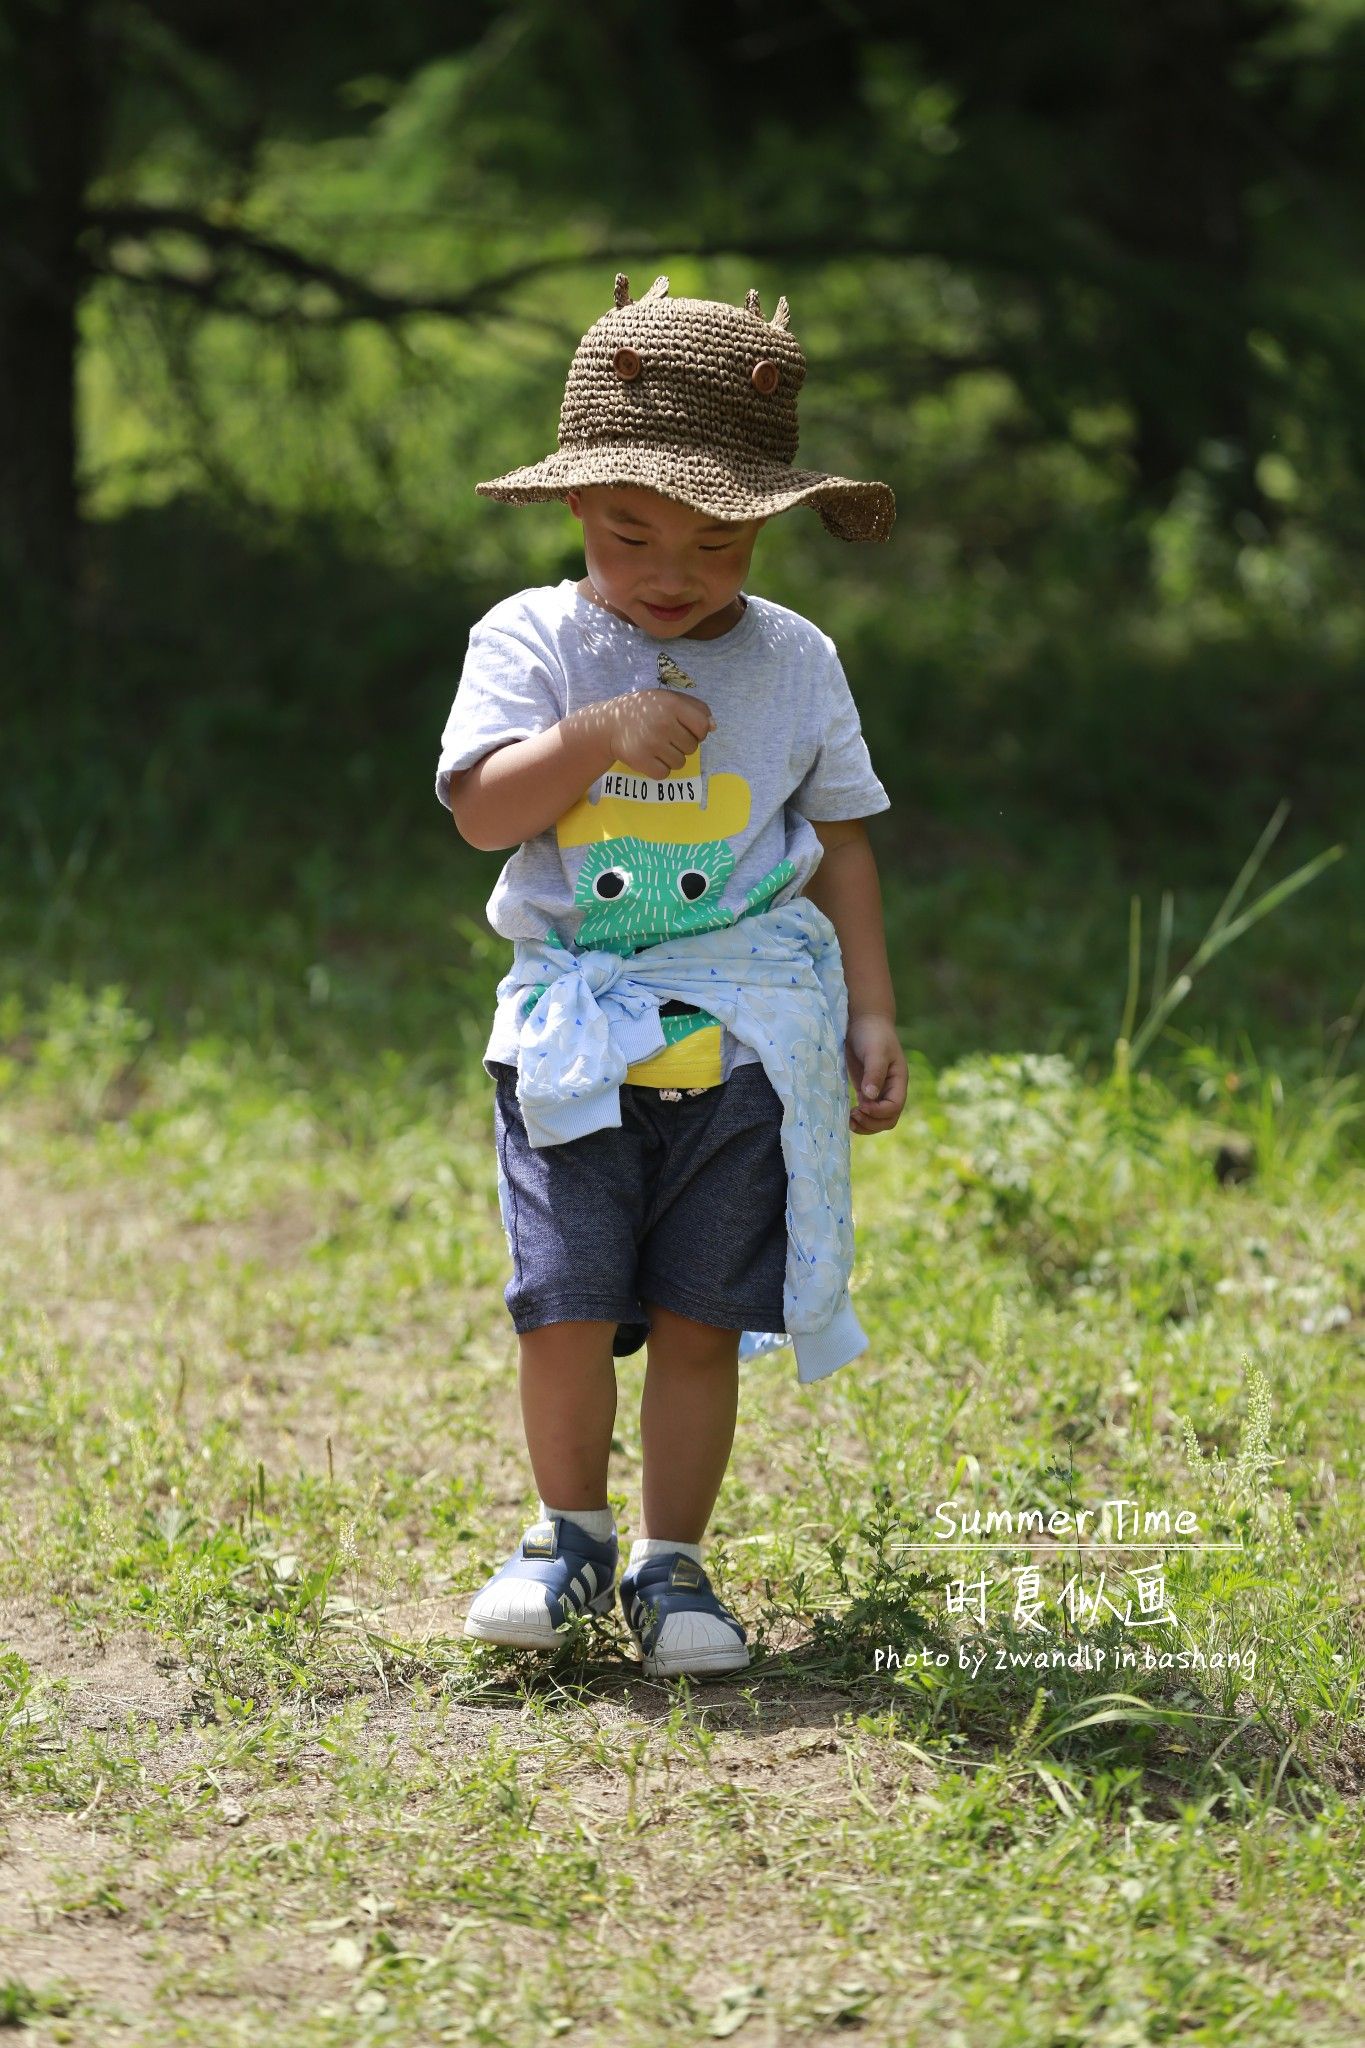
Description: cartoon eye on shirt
589,858,711,902
590,859,722,905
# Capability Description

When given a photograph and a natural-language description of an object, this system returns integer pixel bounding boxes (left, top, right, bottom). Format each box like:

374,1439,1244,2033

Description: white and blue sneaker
463,1516,619,1649
619,1553,750,1679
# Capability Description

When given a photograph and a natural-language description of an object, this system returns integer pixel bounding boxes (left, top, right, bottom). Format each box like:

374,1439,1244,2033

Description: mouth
642,600,695,621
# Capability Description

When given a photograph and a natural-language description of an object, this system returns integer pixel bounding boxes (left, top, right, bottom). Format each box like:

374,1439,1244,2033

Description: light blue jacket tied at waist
483,896,869,1385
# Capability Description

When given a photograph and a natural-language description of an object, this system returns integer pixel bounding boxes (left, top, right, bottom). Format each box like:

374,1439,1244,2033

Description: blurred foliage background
2,0,1363,1077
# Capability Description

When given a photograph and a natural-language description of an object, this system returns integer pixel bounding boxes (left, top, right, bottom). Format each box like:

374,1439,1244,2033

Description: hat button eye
751,359,780,395
613,347,642,381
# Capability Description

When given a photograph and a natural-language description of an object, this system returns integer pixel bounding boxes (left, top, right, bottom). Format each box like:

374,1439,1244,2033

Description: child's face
566,484,766,639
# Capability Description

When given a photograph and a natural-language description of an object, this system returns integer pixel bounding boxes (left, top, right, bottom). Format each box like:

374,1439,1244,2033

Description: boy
436,273,907,1679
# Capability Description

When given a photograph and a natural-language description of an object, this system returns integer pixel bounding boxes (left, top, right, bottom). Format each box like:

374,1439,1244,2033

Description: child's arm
449,703,618,851
449,692,716,852
802,819,907,1135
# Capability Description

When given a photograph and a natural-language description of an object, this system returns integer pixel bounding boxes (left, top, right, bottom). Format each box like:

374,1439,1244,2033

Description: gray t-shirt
436,579,890,1089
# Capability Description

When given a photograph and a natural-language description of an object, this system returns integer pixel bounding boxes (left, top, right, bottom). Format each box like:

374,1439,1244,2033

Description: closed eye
609,532,737,551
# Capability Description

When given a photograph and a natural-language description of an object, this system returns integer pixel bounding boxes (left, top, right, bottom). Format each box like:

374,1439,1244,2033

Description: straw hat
475,273,895,543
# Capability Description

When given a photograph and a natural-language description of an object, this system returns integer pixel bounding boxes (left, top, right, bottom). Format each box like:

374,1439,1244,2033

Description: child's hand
608,689,716,777
845,1015,907,1135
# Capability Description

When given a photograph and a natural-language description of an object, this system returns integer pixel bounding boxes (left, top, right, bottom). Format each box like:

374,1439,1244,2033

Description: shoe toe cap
467,1577,556,1632
655,1610,746,1658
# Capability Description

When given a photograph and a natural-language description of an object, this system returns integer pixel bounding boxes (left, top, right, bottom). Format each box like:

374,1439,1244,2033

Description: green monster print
522,843,795,1041
572,837,796,1051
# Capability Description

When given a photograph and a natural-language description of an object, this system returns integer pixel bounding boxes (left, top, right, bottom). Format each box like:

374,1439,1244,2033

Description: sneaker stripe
567,1574,585,1605
582,1562,598,1597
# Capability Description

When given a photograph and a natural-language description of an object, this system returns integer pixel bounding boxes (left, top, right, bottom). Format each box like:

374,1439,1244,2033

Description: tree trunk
0,0,95,614
1100,0,1266,521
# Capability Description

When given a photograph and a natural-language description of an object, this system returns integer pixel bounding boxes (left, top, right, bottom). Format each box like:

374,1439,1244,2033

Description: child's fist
607,690,715,777
845,1015,907,1135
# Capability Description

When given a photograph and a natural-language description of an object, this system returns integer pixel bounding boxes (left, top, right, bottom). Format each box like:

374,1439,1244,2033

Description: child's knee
517,1318,619,1376
641,1300,741,1367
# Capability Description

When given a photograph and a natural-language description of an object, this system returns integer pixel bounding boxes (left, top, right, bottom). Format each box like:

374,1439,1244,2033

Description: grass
0,810,1362,2043
1,210,1359,2035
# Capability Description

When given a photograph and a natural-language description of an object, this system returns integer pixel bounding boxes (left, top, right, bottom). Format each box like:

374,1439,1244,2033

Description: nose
651,557,690,596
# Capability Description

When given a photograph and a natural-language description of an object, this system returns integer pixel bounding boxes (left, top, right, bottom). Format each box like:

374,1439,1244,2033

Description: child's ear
565,490,583,521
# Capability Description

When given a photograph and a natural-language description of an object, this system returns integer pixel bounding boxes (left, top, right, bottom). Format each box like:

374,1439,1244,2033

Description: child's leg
463,1317,622,1649
517,1318,619,1512
619,1300,748,1678
637,1300,740,1543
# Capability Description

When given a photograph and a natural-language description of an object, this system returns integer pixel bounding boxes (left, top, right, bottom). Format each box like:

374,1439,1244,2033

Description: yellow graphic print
549,652,796,1087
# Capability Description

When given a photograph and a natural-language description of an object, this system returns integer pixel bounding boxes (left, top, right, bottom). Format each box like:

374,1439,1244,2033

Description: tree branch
79,203,1059,329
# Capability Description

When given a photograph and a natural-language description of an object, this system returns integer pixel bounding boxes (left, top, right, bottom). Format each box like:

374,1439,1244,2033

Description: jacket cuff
792,1295,868,1383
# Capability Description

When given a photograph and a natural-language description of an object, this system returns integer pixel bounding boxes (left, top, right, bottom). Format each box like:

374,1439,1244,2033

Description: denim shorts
489,1060,789,1356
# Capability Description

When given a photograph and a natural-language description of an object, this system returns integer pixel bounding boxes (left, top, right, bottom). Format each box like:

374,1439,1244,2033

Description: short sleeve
435,622,564,811
788,644,890,822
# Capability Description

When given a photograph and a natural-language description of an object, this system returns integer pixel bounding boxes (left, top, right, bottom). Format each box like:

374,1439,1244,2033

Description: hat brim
474,444,894,543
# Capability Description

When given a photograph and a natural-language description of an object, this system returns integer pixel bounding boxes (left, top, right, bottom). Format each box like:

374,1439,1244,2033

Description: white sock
628,1538,703,1570
538,1500,614,1542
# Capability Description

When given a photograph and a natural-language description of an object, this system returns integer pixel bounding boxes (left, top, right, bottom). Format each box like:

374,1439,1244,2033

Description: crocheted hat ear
613,273,632,309
770,295,791,331
744,287,763,318
638,274,670,303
